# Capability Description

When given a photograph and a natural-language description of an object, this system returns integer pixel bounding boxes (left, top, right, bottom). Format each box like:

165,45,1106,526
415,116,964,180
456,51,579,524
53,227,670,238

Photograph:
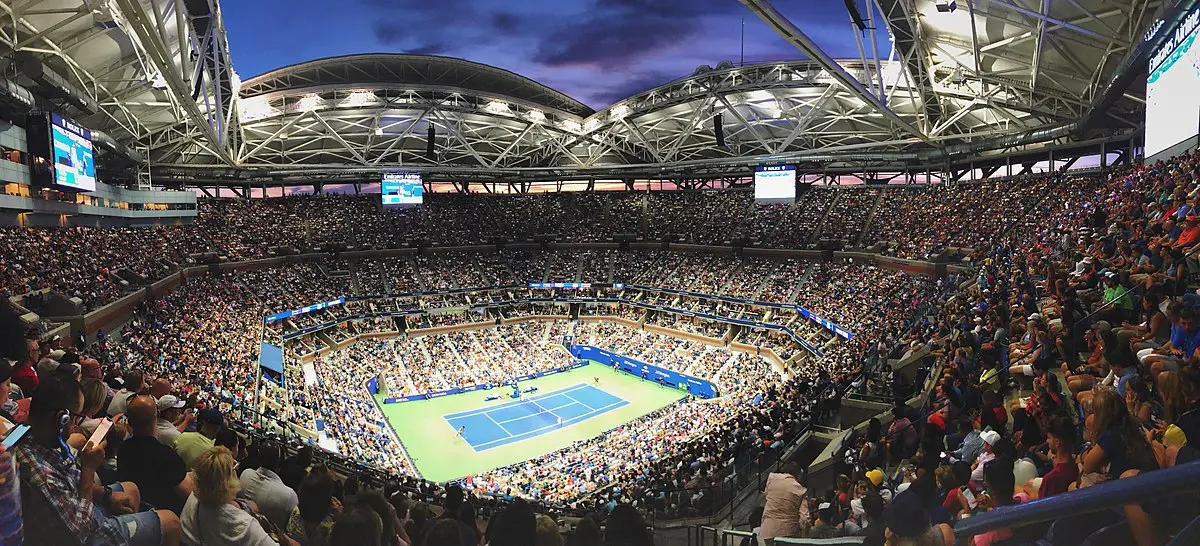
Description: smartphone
1,424,30,450
88,418,113,448
961,487,978,509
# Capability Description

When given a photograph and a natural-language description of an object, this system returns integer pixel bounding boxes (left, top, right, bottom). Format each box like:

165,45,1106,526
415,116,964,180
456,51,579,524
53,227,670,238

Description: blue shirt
1115,368,1138,398
1171,325,1200,357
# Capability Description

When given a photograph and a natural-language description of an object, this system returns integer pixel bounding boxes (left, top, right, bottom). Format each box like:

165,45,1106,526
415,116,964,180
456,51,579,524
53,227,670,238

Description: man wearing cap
154,395,190,447
117,394,193,515
1095,273,1133,324
971,430,1002,485
173,407,223,470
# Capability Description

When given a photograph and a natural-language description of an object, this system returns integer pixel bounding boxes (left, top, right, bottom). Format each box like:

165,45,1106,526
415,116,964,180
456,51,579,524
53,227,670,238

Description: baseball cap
884,491,927,537
866,468,885,487
982,430,1002,446
156,395,185,411
199,407,224,426
1027,313,1042,321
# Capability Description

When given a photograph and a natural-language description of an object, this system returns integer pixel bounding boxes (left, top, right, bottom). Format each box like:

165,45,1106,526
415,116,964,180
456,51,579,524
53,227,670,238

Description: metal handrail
952,460,1200,541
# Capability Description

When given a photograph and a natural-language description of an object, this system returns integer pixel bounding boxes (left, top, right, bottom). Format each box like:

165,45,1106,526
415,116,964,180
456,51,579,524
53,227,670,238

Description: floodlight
936,1,957,12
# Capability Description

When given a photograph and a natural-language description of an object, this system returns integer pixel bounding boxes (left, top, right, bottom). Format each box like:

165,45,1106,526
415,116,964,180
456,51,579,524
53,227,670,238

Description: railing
952,460,1200,546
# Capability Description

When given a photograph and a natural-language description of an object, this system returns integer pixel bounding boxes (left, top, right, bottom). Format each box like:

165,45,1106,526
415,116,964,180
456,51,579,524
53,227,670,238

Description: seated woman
182,446,298,546
1063,328,1114,394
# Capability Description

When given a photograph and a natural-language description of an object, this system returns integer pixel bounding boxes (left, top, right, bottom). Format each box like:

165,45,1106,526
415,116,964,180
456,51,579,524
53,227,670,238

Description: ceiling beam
114,0,234,165
740,0,935,146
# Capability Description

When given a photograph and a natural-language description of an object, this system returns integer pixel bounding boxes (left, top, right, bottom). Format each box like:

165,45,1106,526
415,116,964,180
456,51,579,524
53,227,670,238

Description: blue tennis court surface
444,383,629,451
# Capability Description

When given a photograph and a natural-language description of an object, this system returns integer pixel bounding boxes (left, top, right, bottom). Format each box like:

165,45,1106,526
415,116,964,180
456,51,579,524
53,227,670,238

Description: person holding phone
12,373,182,546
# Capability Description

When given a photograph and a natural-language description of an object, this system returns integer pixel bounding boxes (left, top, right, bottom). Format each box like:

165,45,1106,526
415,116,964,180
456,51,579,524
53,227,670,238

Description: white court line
495,397,579,425
443,383,593,420
483,412,511,435
562,391,595,411
472,399,630,451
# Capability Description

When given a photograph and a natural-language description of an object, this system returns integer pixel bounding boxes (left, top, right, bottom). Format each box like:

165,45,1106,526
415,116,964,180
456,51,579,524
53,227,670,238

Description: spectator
759,461,809,543
883,490,952,546
354,490,411,546
287,465,342,546
116,394,193,514
1079,389,1159,486
331,505,383,546
971,457,1027,546
856,491,885,546
423,519,465,546
13,372,181,546
970,430,1002,485
181,446,298,545
604,504,651,546
569,516,602,546
489,499,535,546
174,407,223,470
11,336,39,396
74,378,109,440
239,441,299,530
1026,415,1079,499
535,513,563,546
0,358,14,430
436,484,477,545
106,369,144,417
155,395,190,447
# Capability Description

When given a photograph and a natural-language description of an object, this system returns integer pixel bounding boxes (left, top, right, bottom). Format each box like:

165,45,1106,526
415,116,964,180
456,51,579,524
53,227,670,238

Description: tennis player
456,425,466,440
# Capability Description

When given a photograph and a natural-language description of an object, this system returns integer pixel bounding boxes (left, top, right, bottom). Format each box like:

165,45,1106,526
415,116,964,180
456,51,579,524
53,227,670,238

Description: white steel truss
1,0,1158,183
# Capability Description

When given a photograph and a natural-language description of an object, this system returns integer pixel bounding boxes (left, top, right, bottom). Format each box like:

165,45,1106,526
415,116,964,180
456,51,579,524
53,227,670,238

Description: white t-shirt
181,494,278,546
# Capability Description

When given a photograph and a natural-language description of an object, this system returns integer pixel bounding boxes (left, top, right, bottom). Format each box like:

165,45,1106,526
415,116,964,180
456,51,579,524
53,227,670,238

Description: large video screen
1146,9,1200,159
754,165,796,203
51,113,96,192
382,172,423,206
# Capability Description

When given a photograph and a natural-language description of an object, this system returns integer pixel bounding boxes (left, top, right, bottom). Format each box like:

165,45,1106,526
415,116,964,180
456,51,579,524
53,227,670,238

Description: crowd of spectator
752,152,1200,546
21,158,1197,545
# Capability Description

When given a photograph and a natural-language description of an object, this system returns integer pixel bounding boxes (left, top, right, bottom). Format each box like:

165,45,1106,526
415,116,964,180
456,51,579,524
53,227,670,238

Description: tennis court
376,362,686,482
444,384,629,451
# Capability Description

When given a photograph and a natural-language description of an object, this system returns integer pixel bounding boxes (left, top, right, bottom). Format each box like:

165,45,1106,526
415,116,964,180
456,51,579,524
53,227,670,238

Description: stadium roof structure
0,0,236,168
1,0,1189,186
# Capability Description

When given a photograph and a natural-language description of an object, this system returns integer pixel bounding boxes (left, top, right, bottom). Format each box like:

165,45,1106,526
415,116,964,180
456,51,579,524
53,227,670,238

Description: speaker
713,113,726,148
844,0,867,31
426,125,436,160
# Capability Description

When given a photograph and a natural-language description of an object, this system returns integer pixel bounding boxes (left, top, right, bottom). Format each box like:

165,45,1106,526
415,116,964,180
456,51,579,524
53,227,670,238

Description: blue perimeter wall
378,362,586,403
375,345,719,402
570,345,719,399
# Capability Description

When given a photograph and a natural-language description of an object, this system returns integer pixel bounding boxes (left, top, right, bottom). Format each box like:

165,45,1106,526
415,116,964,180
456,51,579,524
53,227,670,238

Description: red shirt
11,361,38,396
1178,225,1200,248
1039,461,1079,499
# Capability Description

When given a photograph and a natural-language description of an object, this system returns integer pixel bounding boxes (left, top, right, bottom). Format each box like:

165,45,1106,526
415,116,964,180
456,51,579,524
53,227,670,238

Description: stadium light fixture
527,109,546,123
296,94,325,112
237,96,277,122
485,100,510,115
936,1,957,12
610,104,630,120
341,90,377,108
561,119,582,133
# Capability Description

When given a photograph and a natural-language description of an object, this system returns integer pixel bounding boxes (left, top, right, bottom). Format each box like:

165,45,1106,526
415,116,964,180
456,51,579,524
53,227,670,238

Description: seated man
1142,306,1200,383
13,373,181,546
117,394,194,515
